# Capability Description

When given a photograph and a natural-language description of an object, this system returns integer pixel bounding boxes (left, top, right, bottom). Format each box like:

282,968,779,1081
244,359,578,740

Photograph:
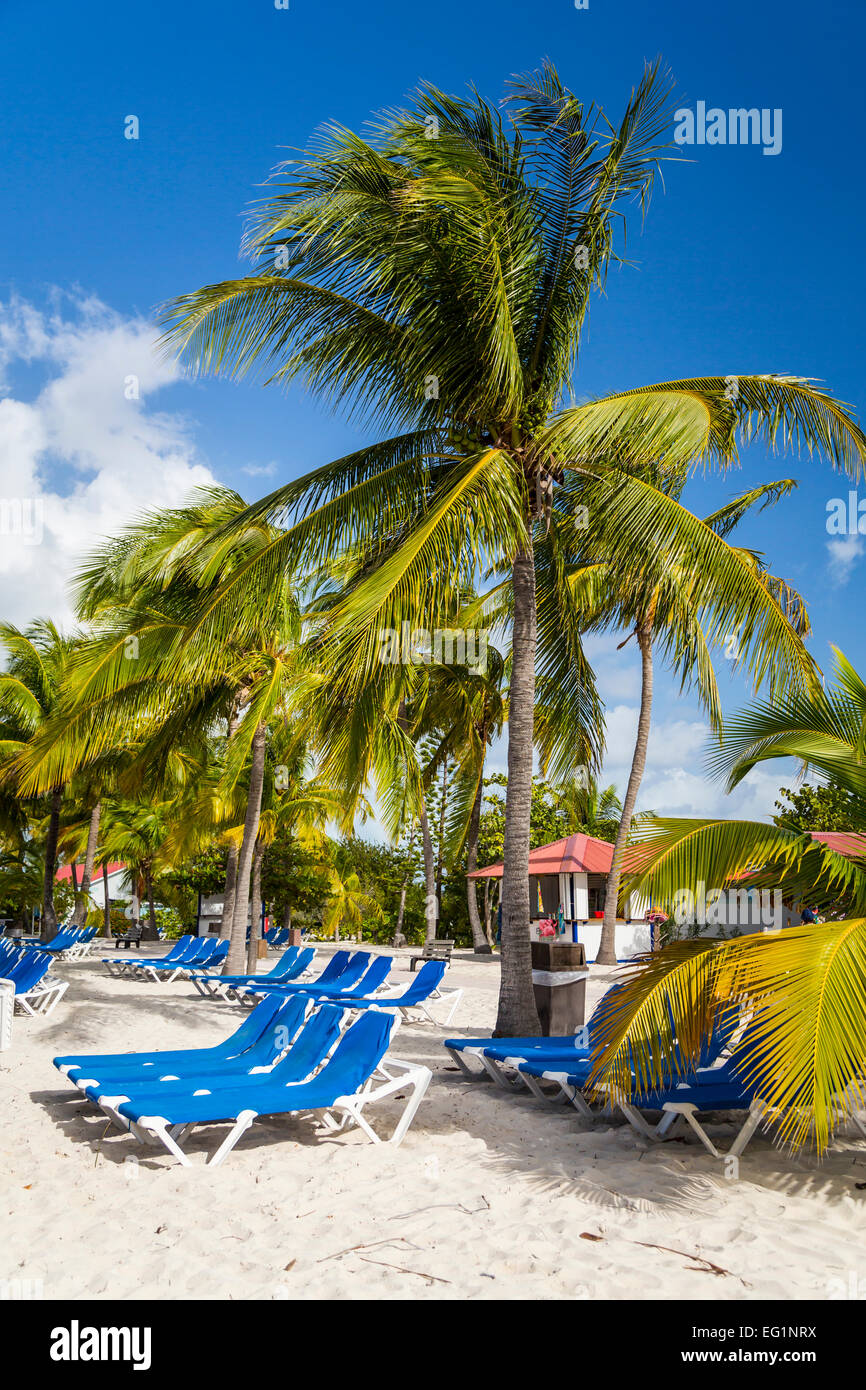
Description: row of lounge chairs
197,946,463,1025
54,995,432,1165
444,992,806,1159
0,940,69,1016
102,934,229,981
19,925,99,959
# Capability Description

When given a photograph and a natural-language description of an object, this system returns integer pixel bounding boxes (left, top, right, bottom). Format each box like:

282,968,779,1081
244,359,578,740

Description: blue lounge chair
443,984,626,1081
190,945,316,1000
81,997,342,1105
88,1005,431,1165
0,943,68,1016
24,926,80,958
332,960,462,1025
235,948,357,1001
137,937,225,983
103,934,194,979
55,994,295,1081
298,953,393,1000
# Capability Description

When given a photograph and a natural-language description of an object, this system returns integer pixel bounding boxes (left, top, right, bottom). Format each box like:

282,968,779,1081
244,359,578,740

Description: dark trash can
531,941,588,1036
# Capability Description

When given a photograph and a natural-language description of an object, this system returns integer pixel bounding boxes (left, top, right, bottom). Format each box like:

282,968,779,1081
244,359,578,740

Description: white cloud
826,532,863,586
600,702,790,823
242,461,278,478
0,292,215,628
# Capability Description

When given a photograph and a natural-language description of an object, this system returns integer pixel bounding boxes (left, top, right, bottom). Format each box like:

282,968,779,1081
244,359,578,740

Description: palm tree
243,730,340,970
412,650,508,951
552,769,622,838
98,797,180,939
160,65,866,1032
0,621,78,935
563,476,816,962
320,852,384,941
15,489,305,974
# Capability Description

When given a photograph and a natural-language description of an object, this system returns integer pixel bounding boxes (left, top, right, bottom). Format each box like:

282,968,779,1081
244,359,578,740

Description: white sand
2,945,865,1301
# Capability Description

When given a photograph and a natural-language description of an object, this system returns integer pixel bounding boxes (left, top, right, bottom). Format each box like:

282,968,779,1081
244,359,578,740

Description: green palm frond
588,923,866,1152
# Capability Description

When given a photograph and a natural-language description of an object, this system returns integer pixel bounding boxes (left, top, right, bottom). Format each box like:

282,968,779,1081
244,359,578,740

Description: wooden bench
408,939,454,973
113,928,142,950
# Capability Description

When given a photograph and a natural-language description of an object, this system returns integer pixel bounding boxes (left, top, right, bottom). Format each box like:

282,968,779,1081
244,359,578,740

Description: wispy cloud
826,532,863,586
242,461,278,478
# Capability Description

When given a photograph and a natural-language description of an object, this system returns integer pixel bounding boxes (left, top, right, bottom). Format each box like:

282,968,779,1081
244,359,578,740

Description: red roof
810,831,866,858
55,862,126,883
468,833,615,879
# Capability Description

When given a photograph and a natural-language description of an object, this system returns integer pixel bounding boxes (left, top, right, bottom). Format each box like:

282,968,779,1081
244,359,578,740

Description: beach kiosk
467,833,652,963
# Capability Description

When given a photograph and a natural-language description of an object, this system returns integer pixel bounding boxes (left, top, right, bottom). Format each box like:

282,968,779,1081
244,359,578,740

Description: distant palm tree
320,856,383,942
553,769,622,838
160,66,866,1032
15,489,304,974
0,620,78,934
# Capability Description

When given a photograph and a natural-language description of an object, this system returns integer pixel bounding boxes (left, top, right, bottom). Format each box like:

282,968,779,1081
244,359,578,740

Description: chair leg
562,1084,594,1121
729,1099,767,1157
445,1046,487,1080
444,989,463,1026
619,1100,661,1141
520,1071,556,1103
207,1111,258,1167
656,1106,682,1139
390,1067,433,1146
478,1054,522,1089
145,1118,195,1166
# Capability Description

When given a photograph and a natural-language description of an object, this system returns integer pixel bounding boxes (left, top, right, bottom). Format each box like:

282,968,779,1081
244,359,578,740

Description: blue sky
1,0,863,825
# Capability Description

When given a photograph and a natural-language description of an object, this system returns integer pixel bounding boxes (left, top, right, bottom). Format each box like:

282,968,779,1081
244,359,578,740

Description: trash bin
531,941,588,1036
256,938,269,960
0,977,14,1052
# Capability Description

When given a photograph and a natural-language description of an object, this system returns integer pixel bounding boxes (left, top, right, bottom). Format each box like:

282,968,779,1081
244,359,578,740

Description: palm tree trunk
219,699,242,940
225,722,268,974
420,806,437,944
434,758,448,912
219,842,239,940
597,622,654,965
282,903,292,931
495,543,541,1035
102,860,111,936
466,771,491,953
42,788,62,935
245,840,265,974
392,821,416,949
72,801,101,926
483,879,497,949
142,861,159,940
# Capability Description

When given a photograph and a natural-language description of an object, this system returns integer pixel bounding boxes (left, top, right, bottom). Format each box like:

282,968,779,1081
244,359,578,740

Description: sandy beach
1,946,864,1303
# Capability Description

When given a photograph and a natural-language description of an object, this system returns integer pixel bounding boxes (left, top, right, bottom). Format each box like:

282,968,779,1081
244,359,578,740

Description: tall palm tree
412,649,508,951
564,476,816,962
160,65,866,1032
